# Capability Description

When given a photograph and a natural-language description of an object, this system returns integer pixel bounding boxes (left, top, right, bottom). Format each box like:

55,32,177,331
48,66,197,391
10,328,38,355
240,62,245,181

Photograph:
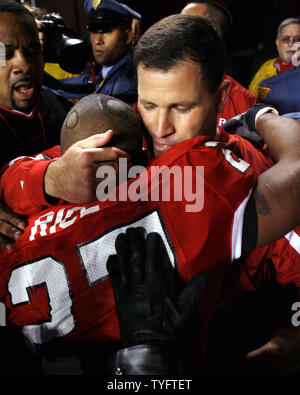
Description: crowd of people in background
0,0,300,377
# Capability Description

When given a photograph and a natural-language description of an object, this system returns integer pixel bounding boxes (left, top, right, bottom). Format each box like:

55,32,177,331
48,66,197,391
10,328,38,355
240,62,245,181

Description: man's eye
142,103,155,110
24,44,41,57
280,36,300,44
5,48,14,59
175,106,191,112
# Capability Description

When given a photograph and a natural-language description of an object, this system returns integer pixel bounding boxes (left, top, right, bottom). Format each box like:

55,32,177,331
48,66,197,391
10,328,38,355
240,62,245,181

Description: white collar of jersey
0,103,38,119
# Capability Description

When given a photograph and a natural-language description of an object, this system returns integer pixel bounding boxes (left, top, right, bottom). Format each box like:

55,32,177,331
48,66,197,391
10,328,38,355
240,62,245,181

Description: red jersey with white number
0,135,257,364
217,127,273,176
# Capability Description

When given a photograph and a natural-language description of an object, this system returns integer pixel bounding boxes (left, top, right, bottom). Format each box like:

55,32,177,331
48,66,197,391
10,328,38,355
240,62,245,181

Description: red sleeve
269,227,300,288
0,146,61,215
238,226,300,291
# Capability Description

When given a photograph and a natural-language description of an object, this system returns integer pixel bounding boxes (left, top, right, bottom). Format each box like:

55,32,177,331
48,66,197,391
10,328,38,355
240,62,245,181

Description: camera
37,13,90,74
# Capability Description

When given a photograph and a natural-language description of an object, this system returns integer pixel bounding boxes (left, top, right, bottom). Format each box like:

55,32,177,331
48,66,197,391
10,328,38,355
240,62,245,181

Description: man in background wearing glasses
248,17,300,97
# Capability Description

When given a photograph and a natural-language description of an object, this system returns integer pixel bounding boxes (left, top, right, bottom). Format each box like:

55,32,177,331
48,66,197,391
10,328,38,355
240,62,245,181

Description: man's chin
153,143,173,157
11,85,40,113
284,54,295,64
11,99,37,113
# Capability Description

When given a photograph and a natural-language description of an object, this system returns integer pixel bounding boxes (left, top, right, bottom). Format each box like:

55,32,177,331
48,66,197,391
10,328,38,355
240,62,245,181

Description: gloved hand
106,228,208,353
222,103,279,148
223,103,279,134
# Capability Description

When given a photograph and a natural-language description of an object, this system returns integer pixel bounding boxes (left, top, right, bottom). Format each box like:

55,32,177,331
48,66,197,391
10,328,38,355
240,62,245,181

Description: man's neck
0,103,38,117
276,57,294,73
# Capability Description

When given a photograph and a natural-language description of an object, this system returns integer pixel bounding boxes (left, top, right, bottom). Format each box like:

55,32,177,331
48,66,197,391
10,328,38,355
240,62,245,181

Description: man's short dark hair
0,0,33,17
133,14,224,94
186,1,232,44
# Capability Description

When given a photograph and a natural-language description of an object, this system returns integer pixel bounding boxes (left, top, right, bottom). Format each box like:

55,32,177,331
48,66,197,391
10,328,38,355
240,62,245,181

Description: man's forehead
137,60,203,82
281,23,300,35
137,61,207,103
0,12,35,29
0,13,37,41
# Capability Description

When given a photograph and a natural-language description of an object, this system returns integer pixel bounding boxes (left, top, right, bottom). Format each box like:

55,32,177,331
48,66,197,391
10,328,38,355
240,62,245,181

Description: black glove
106,228,208,353
223,103,278,132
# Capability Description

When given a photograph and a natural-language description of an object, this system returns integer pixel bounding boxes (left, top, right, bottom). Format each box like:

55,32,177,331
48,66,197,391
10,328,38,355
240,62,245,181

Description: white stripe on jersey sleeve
8,153,55,167
231,189,253,262
285,230,300,254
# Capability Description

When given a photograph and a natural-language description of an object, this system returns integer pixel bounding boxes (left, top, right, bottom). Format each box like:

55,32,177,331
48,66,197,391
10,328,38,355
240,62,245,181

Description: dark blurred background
34,0,300,88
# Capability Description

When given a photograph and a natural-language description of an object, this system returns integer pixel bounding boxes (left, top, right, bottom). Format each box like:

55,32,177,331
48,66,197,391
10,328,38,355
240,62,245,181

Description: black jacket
0,87,71,168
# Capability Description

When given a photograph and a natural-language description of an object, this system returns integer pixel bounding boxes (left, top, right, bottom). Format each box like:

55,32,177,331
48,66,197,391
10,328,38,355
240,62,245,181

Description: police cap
85,0,141,33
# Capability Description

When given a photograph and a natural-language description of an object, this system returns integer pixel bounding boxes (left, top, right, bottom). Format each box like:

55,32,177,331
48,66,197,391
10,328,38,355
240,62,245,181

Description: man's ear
275,37,280,53
215,78,232,114
125,28,133,45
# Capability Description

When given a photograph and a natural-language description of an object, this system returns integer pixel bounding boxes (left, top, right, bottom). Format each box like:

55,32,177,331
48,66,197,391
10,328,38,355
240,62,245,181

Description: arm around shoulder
254,113,300,246
0,146,60,216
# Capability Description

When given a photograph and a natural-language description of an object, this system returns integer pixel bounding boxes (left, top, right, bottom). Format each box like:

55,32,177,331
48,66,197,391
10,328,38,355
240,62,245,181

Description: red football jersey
0,135,257,363
218,74,258,128
217,127,274,177
0,127,271,217
240,226,300,290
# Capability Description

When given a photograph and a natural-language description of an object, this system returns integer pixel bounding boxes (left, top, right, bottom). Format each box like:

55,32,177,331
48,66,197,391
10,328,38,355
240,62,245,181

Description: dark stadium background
35,0,300,89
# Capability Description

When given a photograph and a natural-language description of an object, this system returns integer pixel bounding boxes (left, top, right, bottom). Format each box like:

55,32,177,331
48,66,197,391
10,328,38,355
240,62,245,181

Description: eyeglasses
280,35,300,44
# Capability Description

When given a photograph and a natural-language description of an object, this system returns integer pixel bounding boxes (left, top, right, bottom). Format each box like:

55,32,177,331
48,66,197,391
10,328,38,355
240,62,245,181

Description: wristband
254,107,279,129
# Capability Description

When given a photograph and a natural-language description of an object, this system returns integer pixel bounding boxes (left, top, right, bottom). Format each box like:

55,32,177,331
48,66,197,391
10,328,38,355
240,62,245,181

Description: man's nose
12,50,31,75
287,37,299,46
94,32,105,44
154,110,175,138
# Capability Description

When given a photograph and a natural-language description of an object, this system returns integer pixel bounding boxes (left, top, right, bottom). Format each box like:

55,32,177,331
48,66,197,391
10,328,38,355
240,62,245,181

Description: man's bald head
181,1,232,44
61,94,143,158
